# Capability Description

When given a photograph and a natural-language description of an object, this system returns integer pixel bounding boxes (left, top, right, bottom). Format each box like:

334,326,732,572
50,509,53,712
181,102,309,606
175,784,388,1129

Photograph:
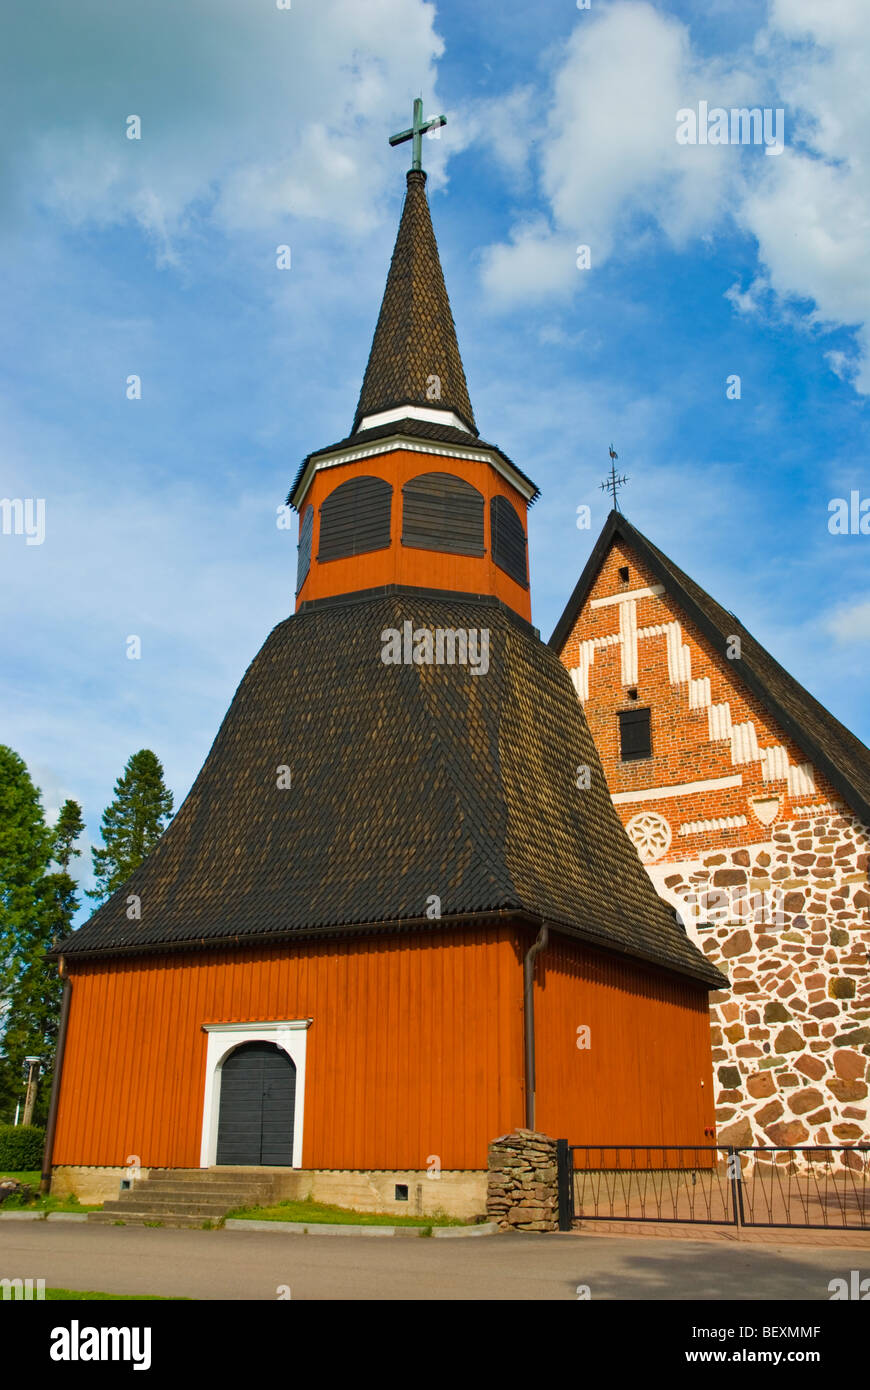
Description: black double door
215,1041,296,1166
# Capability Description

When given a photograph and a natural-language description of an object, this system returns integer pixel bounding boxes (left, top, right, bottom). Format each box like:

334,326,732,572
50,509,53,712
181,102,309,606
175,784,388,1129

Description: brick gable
555,520,870,1150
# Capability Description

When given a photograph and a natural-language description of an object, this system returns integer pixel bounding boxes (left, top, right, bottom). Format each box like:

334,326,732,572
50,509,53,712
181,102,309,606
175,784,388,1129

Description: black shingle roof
550,510,870,826
352,169,475,435
58,590,724,987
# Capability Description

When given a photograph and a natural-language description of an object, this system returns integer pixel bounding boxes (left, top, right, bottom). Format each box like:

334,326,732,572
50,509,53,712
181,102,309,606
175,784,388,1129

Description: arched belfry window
296,505,313,593
401,472,485,557
317,475,392,562
490,494,528,588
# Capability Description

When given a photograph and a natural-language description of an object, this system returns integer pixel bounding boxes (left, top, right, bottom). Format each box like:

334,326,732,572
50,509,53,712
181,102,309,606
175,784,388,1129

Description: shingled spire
352,169,477,436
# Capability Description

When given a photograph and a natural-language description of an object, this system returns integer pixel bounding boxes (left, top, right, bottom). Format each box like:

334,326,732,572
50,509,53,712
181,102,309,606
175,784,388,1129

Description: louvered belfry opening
401,471,485,556
296,505,313,593
317,475,393,562
491,494,528,589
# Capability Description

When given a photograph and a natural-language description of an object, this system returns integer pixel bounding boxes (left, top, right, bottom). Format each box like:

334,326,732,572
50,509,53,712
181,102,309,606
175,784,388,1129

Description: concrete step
88,1211,219,1229
101,1198,235,1217
146,1169,285,1183
124,1185,273,1203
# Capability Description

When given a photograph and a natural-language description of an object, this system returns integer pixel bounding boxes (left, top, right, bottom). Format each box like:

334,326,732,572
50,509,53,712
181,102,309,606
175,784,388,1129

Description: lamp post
22,1057,41,1128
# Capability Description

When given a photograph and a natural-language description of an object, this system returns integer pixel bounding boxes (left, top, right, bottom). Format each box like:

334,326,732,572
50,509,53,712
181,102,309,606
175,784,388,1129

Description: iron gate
556,1143,870,1232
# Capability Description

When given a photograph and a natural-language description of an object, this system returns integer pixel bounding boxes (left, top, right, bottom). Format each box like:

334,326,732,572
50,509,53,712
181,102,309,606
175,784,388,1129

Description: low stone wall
486,1129,559,1231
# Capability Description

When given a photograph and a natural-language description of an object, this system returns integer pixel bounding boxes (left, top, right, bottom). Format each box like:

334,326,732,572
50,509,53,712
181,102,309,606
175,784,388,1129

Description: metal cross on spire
600,444,629,511
389,97,447,172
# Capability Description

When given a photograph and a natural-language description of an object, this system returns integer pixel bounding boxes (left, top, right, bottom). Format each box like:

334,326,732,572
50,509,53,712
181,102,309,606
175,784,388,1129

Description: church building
46,132,725,1214
552,509,870,1152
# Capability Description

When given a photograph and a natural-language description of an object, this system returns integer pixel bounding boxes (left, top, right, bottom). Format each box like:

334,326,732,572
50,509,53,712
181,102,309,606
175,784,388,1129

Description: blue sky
1,0,868,899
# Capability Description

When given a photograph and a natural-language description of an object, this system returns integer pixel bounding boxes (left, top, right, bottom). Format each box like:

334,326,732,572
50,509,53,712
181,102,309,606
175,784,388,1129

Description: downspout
40,961,71,1195
523,924,549,1131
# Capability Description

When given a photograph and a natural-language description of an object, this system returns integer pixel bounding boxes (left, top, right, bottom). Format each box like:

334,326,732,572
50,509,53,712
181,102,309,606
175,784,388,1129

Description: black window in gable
296,505,314,593
619,707,652,761
490,494,528,589
317,475,392,562
401,472,485,557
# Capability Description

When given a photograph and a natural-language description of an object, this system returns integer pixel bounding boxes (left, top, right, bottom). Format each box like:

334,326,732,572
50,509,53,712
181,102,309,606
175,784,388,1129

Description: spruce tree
89,750,173,903
0,747,72,1123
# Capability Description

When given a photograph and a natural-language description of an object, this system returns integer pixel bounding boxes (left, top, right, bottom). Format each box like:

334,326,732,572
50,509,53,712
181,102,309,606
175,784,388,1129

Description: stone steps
88,1211,221,1229
109,1184,270,1203
101,1197,240,1217
87,1168,279,1229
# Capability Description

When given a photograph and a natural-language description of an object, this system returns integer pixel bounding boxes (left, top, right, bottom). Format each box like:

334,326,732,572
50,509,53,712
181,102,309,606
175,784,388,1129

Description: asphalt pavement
1,1223,866,1300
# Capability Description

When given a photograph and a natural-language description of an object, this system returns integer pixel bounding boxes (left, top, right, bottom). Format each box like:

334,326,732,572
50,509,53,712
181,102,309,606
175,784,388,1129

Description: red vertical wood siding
534,933,716,1145
53,924,716,1171
54,925,526,1171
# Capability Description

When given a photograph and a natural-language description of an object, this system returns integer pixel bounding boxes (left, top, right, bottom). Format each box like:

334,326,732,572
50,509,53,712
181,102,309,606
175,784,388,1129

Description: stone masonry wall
487,1130,558,1231
660,808,870,1149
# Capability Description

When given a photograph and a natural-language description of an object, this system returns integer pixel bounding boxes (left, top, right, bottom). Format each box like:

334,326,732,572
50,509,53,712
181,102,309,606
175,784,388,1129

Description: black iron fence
556,1142,870,1232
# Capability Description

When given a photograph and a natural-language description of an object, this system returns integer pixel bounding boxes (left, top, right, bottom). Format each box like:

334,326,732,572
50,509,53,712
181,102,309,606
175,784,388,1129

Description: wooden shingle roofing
550,510,870,826
353,169,476,435
58,590,724,987
287,417,539,510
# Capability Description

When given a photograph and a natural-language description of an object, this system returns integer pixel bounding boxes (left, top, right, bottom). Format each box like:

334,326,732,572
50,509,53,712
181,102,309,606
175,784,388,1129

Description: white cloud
480,217,577,306
480,0,870,390
4,0,447,254
826,597,870,643
449,86,540,182
724,276,769,317
480,2,750,308
741,0,870,389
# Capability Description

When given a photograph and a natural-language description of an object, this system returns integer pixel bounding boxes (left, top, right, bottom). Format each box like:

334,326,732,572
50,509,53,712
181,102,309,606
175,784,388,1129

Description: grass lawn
227,1197,468,1227
44,1290,189,1301
0,1170,102,1213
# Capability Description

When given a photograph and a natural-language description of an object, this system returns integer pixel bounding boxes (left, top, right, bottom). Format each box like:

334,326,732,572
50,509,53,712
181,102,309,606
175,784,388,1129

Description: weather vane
600,444,629,511
389,97,447,172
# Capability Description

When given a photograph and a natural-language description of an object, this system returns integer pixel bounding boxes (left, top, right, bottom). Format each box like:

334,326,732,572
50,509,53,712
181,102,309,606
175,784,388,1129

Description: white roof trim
358,405,472,434
293,436,536,508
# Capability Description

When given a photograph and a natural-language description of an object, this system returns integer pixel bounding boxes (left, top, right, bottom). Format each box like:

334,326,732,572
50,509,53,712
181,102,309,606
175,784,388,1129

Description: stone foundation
50,1166,487,1218
486,1129,558,1231
49,1166,149,1204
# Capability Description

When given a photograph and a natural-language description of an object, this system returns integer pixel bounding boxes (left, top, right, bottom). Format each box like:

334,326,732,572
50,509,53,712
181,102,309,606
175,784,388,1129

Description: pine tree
89,750,173,903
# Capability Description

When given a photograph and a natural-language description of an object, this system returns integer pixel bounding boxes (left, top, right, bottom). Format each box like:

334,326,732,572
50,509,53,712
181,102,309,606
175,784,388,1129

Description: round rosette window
625,811,672,863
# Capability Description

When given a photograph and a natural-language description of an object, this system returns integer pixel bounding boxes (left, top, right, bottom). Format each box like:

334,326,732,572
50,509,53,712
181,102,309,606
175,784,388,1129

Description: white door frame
200,1019,312,1168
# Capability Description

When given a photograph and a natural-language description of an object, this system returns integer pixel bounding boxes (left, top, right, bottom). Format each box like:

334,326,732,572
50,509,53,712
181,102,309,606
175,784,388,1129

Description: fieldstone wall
487,1129,558,1231
661,807,870,1150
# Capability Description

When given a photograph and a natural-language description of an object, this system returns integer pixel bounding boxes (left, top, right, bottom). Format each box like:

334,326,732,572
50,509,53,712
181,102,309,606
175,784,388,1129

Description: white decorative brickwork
689,677,711,709
709,702,733,741
679,815,748,836
761,745,789,782
731,721,760,765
